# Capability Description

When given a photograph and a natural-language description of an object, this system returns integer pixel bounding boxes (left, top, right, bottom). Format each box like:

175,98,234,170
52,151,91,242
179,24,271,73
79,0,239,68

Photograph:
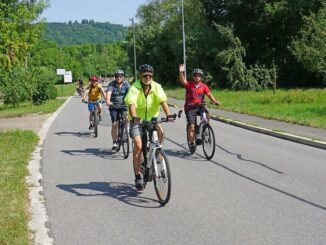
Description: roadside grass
0,130,39,245
165,87,326,129
0,99,65,118
0,83,76,118
55,83,76,97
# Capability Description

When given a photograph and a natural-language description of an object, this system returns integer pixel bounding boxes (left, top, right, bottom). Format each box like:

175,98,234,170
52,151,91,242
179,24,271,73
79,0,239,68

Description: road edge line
168,102,326,150
26,96,72,245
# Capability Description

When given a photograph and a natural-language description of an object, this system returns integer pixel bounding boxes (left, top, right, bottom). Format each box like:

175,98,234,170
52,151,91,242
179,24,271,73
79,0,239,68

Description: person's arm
207,93,220,105
161,101,174,121
82,85,90,101
179,64,188,87
106,91,112,106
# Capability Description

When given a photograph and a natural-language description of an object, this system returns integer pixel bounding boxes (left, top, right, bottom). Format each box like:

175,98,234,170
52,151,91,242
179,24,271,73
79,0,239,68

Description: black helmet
192,68,203,76
138,64,154,74
114,69,124,76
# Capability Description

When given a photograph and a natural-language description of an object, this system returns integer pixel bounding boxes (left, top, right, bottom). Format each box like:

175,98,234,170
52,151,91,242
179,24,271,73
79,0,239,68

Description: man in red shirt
179,64,220,151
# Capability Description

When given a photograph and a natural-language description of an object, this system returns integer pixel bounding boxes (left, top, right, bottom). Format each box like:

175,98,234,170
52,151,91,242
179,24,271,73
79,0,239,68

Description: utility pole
181,0,187,80
131,18,137,81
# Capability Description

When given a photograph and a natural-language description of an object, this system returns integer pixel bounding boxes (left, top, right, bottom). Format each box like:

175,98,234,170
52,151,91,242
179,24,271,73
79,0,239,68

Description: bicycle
110,105,130,159
138,110,182,205
83,99,104,137
186,102,216,160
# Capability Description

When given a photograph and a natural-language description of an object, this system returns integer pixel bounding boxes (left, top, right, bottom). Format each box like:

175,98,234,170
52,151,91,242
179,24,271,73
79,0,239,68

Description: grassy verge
55,83,76,97
0,99,65,118
0,130,39,244
165,87,326,129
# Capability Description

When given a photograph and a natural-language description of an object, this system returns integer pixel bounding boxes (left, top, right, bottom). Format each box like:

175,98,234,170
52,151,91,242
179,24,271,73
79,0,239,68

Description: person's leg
88,103,94,128
110,109,119,142
156,123,164,144
131,123,144,190
97,103,102,121
186,109,197,144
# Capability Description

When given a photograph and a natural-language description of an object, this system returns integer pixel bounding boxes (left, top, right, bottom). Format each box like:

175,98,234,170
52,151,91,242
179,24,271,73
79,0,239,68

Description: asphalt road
43,95,326,245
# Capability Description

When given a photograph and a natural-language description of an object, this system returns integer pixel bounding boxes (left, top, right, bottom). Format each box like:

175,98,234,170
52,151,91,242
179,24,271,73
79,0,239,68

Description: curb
26,96,72,245
168,103,326,150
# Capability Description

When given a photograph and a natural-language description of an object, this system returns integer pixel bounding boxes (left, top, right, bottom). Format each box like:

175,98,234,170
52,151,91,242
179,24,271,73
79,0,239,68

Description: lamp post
131,18,137,81
181,0,187,80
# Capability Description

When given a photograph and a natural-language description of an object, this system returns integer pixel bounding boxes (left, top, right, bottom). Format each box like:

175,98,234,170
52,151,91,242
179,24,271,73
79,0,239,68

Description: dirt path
0,114,49,133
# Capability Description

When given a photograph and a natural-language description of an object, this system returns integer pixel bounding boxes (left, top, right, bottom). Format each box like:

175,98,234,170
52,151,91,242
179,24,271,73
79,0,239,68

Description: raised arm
179,64,188,87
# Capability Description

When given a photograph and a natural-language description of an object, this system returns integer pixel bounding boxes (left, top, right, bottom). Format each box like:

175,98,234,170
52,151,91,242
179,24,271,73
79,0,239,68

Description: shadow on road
165,137,326,212
55,131,94,138
61,148,128,160
57,182,162,208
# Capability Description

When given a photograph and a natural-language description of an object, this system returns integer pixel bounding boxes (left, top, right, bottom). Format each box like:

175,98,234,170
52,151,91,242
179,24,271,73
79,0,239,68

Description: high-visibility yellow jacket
124,80,167,121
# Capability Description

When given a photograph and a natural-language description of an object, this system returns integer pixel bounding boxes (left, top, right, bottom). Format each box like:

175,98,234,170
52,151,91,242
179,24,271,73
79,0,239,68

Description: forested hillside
43,20,127,46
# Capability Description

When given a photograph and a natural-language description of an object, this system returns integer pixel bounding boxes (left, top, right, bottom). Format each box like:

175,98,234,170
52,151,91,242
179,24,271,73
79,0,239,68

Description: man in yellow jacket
124,64,173,190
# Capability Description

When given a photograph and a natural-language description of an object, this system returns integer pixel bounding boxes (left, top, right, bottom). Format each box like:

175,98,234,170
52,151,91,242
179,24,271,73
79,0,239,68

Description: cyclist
125,64,174,190
76,78,84,97
106,69,131,151
179,64,220,151
82,75,106,130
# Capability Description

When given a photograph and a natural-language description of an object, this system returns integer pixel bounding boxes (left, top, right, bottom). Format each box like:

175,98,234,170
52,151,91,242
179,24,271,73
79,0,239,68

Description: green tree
292,3,326,84
0,0,47,68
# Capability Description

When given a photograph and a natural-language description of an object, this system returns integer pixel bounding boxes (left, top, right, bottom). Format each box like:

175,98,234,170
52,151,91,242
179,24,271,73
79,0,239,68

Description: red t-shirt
184,81,210,111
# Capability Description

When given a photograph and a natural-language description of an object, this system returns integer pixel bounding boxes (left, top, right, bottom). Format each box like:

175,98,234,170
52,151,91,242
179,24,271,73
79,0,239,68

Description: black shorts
185,108,208,125
109,107,127,123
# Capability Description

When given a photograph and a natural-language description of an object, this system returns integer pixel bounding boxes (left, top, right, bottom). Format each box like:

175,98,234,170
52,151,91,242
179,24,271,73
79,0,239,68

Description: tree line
127,0,326,89
43,21,127,46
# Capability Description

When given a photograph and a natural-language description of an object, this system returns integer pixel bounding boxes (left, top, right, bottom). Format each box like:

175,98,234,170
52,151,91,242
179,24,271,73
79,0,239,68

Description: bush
0,67,57,106
0,68,30,106
29,67,57,105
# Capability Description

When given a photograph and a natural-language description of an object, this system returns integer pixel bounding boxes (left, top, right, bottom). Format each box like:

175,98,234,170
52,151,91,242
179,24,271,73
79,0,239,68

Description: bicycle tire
116,121,121,152
202,124,215,160
93,111,98,137
122,122,130,159
153,150,171,205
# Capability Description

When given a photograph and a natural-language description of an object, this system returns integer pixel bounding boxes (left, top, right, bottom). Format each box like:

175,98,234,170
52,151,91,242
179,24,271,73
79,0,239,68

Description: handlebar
82,99,105,104
134,109,183,126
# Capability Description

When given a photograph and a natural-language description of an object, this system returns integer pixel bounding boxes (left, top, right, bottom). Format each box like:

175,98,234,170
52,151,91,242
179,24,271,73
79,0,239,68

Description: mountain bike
110,105,130,159
186,102,216,160
83,99,104,137
139,110,182,205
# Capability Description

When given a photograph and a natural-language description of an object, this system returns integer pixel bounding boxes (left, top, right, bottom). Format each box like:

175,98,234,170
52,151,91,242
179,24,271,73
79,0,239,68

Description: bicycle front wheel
202,124,215,160
122,123,130,159
153,150,171,205
93,111,98,137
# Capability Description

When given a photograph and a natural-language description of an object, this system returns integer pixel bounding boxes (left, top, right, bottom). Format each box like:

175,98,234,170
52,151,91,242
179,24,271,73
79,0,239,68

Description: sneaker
98,114,102,121
135,177,144,190
112,141,118,151
189,142,196,152
89,123,94,130
196,139,202,145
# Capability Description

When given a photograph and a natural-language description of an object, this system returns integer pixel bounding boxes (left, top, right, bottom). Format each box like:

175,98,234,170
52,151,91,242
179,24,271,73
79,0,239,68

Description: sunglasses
142,74,153,79
193,74,202,77
115,75,123,78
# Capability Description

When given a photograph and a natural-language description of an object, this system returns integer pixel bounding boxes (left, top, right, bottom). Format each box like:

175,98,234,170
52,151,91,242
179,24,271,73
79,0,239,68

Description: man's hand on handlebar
166,114,175,122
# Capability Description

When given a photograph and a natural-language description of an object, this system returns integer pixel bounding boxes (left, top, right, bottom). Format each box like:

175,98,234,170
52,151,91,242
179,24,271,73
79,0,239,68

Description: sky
41,0,149,26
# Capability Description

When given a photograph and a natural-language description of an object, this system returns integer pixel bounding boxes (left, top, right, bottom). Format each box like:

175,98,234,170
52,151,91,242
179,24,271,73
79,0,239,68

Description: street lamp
130,18,137,81
181,0,187,80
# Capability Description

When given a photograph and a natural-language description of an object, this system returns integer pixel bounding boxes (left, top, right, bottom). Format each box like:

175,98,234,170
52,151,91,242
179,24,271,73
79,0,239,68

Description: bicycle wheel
153,150,171,205
116,122,121,152
93,111,98,137
122,122,130,159
202,124,215,160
